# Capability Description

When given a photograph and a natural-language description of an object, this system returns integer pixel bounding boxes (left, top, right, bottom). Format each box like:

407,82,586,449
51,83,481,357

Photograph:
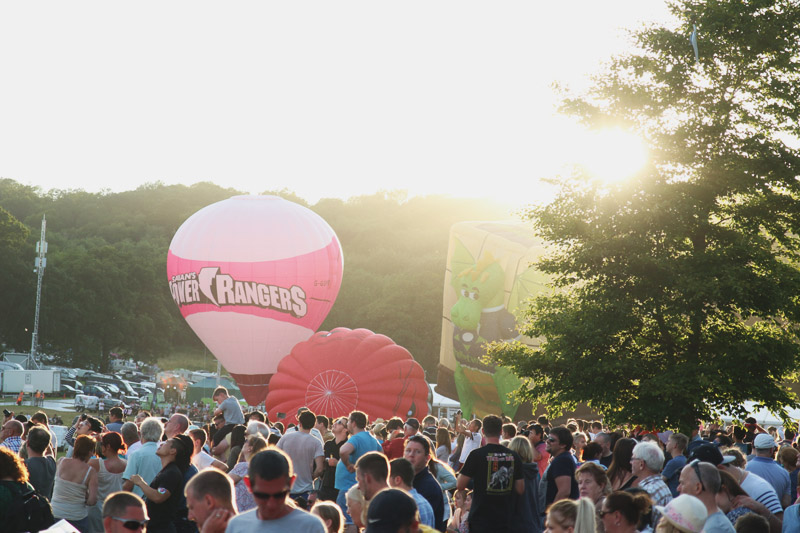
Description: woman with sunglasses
599,490,652,533
129,435,192,533
228,434,268,513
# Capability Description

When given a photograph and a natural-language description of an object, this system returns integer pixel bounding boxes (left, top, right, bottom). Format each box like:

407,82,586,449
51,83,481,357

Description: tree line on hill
0,178,514,377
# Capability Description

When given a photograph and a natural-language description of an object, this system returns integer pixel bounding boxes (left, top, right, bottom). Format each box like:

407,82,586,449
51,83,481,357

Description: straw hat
655,494,708,533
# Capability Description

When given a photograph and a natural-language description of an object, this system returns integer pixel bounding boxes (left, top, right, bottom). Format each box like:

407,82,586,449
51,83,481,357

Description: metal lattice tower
29,215,47,369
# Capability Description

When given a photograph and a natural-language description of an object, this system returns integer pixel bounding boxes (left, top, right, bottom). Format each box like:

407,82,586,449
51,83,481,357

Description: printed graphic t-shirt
460,443,523,532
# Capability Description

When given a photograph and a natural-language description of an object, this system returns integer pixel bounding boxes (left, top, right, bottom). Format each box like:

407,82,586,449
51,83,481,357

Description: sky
0,1,675,208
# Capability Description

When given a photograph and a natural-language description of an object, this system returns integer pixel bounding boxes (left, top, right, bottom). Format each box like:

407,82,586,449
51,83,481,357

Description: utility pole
29,215,47,369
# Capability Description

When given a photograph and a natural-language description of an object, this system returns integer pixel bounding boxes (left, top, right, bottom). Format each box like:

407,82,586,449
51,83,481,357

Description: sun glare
575,129,648,183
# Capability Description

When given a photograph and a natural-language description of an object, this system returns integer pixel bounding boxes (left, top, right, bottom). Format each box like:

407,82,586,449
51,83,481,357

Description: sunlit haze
577,129,649,184
0,1,673,208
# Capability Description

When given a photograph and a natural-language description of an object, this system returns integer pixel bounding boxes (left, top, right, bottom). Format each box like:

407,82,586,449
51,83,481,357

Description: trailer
1,369,61,394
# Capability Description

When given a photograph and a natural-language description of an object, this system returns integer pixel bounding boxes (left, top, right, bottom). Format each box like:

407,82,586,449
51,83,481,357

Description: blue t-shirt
334,430,382,491
662,455,687,497
746,456,791,501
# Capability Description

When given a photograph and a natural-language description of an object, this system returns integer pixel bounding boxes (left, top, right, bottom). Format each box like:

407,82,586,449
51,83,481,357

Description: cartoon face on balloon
167,195,343,405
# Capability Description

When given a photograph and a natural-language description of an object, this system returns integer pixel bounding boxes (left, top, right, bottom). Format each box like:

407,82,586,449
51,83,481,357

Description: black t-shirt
599,454,613,468
146,462,185,530
545,452,579,505
322,438,345,491
460,443,523,532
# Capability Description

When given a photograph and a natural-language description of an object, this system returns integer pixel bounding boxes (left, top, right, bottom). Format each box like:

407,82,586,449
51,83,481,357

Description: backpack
0,480,56,532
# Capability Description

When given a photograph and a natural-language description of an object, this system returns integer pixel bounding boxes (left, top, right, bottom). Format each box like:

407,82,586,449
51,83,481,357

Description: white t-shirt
283,426,324,444
459,431,482,463
127,441,143,455
277,431,324,494
741,471,783,515
48,427,58,453
192,451,217,470
225,508,325,533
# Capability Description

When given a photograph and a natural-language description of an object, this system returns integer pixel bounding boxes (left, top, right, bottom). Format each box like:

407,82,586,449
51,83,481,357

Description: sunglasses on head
689,458,707,492
110,517,148,531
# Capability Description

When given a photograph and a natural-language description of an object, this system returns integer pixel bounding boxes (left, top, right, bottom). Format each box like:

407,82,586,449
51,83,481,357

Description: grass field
0,401,75,420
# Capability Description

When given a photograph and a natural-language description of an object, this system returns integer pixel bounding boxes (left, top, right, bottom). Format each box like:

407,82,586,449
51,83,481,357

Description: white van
74,394,99,411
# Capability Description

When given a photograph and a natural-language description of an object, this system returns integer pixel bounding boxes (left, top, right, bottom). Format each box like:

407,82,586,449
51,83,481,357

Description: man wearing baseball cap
365,488,436,533
718,447,784,523
687,444,736,468
745,433,791,508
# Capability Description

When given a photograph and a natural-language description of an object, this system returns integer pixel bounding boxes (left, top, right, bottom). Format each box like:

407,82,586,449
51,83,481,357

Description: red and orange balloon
265,328,429,424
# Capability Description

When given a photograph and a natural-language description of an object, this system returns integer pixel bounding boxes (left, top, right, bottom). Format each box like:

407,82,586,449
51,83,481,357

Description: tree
0,206,31,350
489,0,800,431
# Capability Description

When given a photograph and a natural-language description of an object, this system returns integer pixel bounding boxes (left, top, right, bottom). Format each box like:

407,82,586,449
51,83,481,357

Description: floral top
230,462,255,512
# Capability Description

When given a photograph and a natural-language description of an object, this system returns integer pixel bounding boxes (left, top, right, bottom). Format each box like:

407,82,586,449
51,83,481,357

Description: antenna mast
29,215,47,369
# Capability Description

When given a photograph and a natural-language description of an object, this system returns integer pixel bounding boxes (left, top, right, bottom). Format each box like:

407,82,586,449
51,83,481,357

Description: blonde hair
345,484,367,526
655,520,684,533
508,435,534,463
547,497,596,533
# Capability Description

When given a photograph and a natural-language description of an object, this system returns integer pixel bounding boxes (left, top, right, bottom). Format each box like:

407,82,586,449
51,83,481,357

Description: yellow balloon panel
436,221,549,418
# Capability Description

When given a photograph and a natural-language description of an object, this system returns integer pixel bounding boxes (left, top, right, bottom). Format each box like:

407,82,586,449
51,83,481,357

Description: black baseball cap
404,418,420,431
365,489,418,533
689,443,735,466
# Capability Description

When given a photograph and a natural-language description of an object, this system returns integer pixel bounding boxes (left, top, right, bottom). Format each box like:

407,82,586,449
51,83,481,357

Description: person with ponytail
600,490,653,533
130,434,192,533
88,432,127,532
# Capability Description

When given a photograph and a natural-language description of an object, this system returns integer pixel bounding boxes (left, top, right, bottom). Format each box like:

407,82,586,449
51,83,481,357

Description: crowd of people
1,387,800,533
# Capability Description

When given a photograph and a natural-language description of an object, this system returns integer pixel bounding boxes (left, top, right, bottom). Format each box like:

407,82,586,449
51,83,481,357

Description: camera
2,409,11,417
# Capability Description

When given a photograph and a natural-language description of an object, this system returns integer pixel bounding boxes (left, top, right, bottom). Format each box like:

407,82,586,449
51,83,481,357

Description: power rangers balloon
167,195,343,405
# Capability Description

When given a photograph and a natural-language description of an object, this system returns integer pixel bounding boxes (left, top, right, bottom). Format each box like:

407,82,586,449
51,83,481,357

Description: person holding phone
454,412,482,470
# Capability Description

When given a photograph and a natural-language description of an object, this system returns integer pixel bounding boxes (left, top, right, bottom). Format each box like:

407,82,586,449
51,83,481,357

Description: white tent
429,383,460,419
720,401,800,429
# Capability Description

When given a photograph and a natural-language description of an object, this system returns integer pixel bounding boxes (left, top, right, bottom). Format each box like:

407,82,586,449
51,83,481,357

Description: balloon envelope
438,221,546,419
265,328,429,424
167,195,343,405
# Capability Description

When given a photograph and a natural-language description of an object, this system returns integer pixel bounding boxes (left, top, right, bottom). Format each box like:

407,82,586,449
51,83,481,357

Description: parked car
103,398,127,410
116,379,140,398
120,394,139,405
132,385,152,397
61,378,83,390
102,383,121,396
82,385,112,399
59,384,80,398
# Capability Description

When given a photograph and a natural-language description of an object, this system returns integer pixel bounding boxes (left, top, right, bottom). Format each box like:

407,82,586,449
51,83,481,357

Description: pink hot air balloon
166,195,343,405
